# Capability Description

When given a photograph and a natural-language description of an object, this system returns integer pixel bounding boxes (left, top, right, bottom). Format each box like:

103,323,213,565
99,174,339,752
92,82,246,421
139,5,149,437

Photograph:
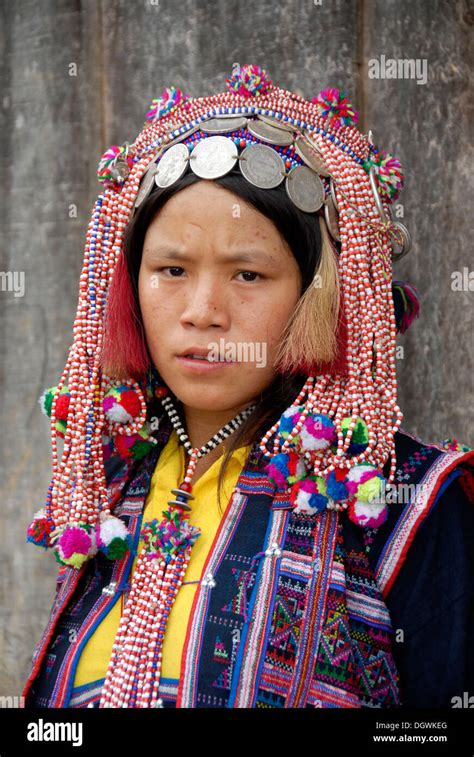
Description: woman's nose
179,278,230,329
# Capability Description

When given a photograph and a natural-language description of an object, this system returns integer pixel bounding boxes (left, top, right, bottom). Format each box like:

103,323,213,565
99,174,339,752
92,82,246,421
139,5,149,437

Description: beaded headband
27,62,420,568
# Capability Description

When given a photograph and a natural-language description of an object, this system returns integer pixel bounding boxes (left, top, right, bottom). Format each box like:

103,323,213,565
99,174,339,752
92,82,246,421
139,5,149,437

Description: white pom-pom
105,404,133,424
99,516,129,546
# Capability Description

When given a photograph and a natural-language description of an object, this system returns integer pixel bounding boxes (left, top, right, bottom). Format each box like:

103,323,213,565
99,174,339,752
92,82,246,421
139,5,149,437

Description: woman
23,63,473,709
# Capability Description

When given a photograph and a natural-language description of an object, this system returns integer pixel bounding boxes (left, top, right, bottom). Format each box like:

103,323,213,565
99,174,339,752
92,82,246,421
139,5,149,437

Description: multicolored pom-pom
440,438,472,454
312,87,359,129
26,509,55,549
266,451,307,490
53,523,98,569
97,144,134,189
392,280,421,334
345,464,388,528
226,62,273,98
300,413,337,452
278,406,337,452
39,385,71,438
289,476,328,515
339,416,369,455
113,424,157,462
145,86,190,123
103,385,142,426
363,149,404,202
141,511,201,564
96,514,132,560
325,467,356,504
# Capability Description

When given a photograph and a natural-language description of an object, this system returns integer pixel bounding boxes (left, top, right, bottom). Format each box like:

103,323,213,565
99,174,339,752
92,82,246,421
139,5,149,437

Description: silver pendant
285,165,325,213
200,116,248,134
294,135,330,177
329,176,339,212
189,135,238,179
168,486,195,512
155,143,190,187
324,194,341,241
247,118,294,146
239,143,286,188
390,219,412,262
109,160,130,182
134,159,158,209
368,166,388,222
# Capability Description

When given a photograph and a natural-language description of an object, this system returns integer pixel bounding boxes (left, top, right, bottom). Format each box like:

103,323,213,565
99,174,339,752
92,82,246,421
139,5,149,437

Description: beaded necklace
98,391,256,707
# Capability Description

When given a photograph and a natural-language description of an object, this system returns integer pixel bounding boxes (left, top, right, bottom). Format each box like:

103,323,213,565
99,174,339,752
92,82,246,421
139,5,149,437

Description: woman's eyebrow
144,245,277,266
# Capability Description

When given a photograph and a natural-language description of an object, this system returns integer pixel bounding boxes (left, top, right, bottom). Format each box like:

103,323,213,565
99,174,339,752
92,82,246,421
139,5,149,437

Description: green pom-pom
40,386,56,418
341,416,369,445
131,439,155,460
105,537,130,559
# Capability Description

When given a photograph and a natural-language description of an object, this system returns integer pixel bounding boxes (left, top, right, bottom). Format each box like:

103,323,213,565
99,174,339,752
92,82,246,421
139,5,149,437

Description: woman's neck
181,402,254,450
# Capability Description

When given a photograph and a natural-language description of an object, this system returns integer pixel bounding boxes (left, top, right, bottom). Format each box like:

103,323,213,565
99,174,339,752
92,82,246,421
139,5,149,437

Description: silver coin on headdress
255,114,296,133
189,135,238,178
324,194,341,241
285,165,325,213
134,159,158,209
239,143,286,189
160,123,201,150
200,116,248,134
294,135,330,177
155,143,190,187
247,118,294,146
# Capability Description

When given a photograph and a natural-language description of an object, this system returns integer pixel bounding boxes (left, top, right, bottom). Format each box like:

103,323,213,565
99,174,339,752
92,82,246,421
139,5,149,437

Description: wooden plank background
0,0,472,696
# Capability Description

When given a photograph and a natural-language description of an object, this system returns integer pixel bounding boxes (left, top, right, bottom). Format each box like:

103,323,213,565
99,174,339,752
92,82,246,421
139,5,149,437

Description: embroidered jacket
22,416,474,708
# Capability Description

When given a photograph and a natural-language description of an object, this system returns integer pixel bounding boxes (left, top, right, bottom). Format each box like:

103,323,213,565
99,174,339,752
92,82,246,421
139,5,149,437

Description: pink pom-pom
54,524,97,568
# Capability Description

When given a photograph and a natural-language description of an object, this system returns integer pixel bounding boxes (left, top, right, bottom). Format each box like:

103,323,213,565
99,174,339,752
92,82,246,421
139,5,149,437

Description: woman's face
138,180,302,415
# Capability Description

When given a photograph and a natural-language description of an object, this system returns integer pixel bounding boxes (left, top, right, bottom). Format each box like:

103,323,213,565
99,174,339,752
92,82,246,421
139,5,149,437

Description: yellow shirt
73,430,252,686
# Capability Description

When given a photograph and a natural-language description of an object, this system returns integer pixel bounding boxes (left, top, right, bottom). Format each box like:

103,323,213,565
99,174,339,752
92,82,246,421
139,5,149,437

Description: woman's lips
175,355,236,372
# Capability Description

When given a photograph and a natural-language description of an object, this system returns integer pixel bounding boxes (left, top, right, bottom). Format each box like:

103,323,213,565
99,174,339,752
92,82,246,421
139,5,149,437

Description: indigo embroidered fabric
24,420,474,709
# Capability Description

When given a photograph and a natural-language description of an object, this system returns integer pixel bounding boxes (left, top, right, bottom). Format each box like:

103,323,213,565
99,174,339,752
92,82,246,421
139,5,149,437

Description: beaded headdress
27,63,419,567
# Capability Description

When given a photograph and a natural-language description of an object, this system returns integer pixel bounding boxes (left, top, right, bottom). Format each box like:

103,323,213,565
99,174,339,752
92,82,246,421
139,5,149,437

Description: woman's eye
236,271,261,282
159,266,185,277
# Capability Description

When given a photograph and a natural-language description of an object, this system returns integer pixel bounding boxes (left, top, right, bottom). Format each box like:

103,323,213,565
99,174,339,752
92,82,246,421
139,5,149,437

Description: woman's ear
273,216,347,377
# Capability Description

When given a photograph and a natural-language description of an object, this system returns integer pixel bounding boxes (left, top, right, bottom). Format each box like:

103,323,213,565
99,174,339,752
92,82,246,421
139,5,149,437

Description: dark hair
123,171,323,513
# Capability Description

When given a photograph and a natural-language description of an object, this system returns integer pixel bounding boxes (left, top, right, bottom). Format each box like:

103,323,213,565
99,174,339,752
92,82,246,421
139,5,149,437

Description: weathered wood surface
0,0,471,696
